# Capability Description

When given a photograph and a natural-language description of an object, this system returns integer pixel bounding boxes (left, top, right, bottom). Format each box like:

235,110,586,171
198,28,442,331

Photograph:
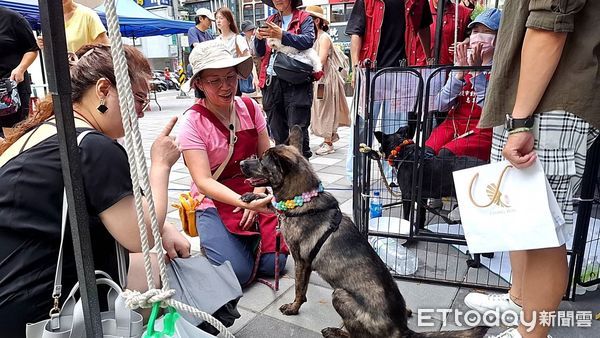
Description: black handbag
0,78,20,117
273,52,314,84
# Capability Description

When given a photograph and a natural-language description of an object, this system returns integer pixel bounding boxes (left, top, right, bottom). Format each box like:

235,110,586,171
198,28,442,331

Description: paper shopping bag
452,159,560,253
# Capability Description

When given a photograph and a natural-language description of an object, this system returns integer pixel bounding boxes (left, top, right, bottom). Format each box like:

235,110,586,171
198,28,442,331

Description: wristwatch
505,114,534,131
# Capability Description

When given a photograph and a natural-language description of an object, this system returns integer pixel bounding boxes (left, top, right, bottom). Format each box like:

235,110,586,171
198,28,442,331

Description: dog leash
359,143,402,198
245,227,282,292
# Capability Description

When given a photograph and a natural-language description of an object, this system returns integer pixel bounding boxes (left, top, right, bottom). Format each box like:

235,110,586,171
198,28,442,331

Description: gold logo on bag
469,165,512,208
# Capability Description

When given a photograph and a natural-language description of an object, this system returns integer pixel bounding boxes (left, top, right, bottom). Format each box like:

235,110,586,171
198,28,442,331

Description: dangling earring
97,98,108,113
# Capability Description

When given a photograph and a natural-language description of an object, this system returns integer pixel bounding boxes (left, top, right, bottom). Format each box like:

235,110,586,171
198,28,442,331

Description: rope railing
102,0,234,336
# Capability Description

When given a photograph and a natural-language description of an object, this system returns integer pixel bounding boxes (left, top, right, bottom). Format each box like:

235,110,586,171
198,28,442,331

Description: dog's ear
396,126,411,139
374,131,384,143
287,125,303,152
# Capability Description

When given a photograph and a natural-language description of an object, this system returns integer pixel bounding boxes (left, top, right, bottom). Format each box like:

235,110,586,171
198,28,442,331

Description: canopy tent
94,0,193,38
0,0,193,37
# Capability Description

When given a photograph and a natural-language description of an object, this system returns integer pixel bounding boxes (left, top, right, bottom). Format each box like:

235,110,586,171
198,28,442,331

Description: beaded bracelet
508,127,531,135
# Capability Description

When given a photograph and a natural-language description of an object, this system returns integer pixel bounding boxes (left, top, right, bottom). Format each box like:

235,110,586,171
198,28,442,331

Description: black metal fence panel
351,65,600,299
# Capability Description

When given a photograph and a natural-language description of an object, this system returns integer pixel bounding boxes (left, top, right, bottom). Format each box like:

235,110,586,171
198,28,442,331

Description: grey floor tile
262,284,343,333
308,271,333,290
317,172,345,184
219,307,257,336
234,314,322,338
339,199,354,216
237,276,295,312
396,280,459,321
318,165,352,176
407,315,443,333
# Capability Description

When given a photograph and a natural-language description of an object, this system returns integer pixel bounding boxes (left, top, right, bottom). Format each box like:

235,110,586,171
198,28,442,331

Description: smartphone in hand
257,20,269,29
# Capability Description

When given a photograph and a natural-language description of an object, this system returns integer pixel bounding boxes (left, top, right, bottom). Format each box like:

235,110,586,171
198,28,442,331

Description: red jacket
257,9,312,88
408,2,471,66
359,0,428,67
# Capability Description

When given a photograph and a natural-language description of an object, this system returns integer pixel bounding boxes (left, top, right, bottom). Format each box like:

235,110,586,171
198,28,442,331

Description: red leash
246,226,281,291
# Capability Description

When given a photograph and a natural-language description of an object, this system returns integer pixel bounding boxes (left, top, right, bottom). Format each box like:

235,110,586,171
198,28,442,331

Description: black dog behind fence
351,64,600,300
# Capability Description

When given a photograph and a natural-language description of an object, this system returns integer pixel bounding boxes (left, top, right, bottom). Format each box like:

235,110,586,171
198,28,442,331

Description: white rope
102,1,235,337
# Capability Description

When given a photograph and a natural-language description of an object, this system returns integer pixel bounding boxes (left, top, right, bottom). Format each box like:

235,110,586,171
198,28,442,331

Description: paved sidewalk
138,91,599,338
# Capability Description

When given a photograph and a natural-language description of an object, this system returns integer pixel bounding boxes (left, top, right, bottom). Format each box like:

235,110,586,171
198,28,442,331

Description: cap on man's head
195,8,216,21
468,8,502,31
241,20,256,32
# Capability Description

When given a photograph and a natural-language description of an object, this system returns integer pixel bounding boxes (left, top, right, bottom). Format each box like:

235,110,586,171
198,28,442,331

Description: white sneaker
489,328,553,338
464,292,522,315
315,143,335,155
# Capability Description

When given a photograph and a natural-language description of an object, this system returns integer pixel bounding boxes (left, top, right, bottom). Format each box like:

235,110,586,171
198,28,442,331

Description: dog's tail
406,326,489,338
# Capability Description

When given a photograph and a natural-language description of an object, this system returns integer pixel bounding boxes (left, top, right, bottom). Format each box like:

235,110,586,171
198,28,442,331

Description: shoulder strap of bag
0,118,91,169
52,130,95,304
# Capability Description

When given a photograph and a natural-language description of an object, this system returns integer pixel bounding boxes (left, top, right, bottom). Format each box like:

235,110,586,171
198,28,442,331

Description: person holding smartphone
254,0,316,158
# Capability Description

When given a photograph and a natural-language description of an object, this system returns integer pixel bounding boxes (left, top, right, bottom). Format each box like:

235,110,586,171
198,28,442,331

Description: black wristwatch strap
505,114,534,131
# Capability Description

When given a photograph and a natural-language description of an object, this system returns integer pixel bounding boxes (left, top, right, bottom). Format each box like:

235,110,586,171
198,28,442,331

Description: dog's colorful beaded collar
387,139,414,165
272,182,324,211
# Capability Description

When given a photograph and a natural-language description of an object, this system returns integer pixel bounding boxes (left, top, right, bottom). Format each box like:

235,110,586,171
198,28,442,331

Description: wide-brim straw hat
304,5,329,25
182,40,253,92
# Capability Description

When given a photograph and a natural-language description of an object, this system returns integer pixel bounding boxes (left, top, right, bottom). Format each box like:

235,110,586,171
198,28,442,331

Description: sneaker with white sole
315,143,335,155
489,328,553,338
464,292,522,315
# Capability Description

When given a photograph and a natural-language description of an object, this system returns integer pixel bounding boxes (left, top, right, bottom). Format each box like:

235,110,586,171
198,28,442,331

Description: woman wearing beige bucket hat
179,40,288,285
304,5,351,156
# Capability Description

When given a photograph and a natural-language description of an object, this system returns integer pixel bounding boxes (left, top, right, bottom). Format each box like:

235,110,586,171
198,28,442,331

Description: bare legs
509,245,568,337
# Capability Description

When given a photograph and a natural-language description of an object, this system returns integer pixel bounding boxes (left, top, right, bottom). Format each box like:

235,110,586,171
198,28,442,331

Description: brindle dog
239,127,488,338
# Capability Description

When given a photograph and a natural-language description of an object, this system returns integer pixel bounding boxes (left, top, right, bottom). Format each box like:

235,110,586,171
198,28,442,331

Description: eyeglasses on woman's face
134,92,150,115
201,72,238,88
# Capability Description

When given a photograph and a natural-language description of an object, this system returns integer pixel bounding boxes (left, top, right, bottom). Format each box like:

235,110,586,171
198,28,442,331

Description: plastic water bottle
368,237,419,275
370,191,382,218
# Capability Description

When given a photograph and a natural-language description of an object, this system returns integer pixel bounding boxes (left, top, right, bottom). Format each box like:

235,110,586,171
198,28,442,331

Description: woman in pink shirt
179,40,288,285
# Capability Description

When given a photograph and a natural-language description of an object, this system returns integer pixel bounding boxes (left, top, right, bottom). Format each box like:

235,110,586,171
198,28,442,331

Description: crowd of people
0,1,598,337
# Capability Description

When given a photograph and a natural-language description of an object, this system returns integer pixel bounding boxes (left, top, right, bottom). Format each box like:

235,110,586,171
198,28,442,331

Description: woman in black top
0,44,190,337
0,6,39,136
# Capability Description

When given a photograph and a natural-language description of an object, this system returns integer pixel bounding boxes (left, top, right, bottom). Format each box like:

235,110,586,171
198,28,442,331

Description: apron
191,97,287,254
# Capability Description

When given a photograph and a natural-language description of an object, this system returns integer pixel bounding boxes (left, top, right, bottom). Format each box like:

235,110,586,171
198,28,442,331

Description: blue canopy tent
0,0,193,37
94,0,193,38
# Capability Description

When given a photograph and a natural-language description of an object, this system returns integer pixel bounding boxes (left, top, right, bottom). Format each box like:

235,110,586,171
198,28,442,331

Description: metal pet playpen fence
350,63,600,300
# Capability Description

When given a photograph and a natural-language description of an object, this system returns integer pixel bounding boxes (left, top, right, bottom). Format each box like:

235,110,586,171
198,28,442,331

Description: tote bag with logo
452,159,562,253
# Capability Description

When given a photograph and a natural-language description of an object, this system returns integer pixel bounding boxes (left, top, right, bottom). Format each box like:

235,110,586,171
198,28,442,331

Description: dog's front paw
321,327,349,338
240,192,262,203
279,302,300,316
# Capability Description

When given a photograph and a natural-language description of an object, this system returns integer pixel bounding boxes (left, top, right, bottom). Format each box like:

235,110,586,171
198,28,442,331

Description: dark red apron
191,97,287,254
